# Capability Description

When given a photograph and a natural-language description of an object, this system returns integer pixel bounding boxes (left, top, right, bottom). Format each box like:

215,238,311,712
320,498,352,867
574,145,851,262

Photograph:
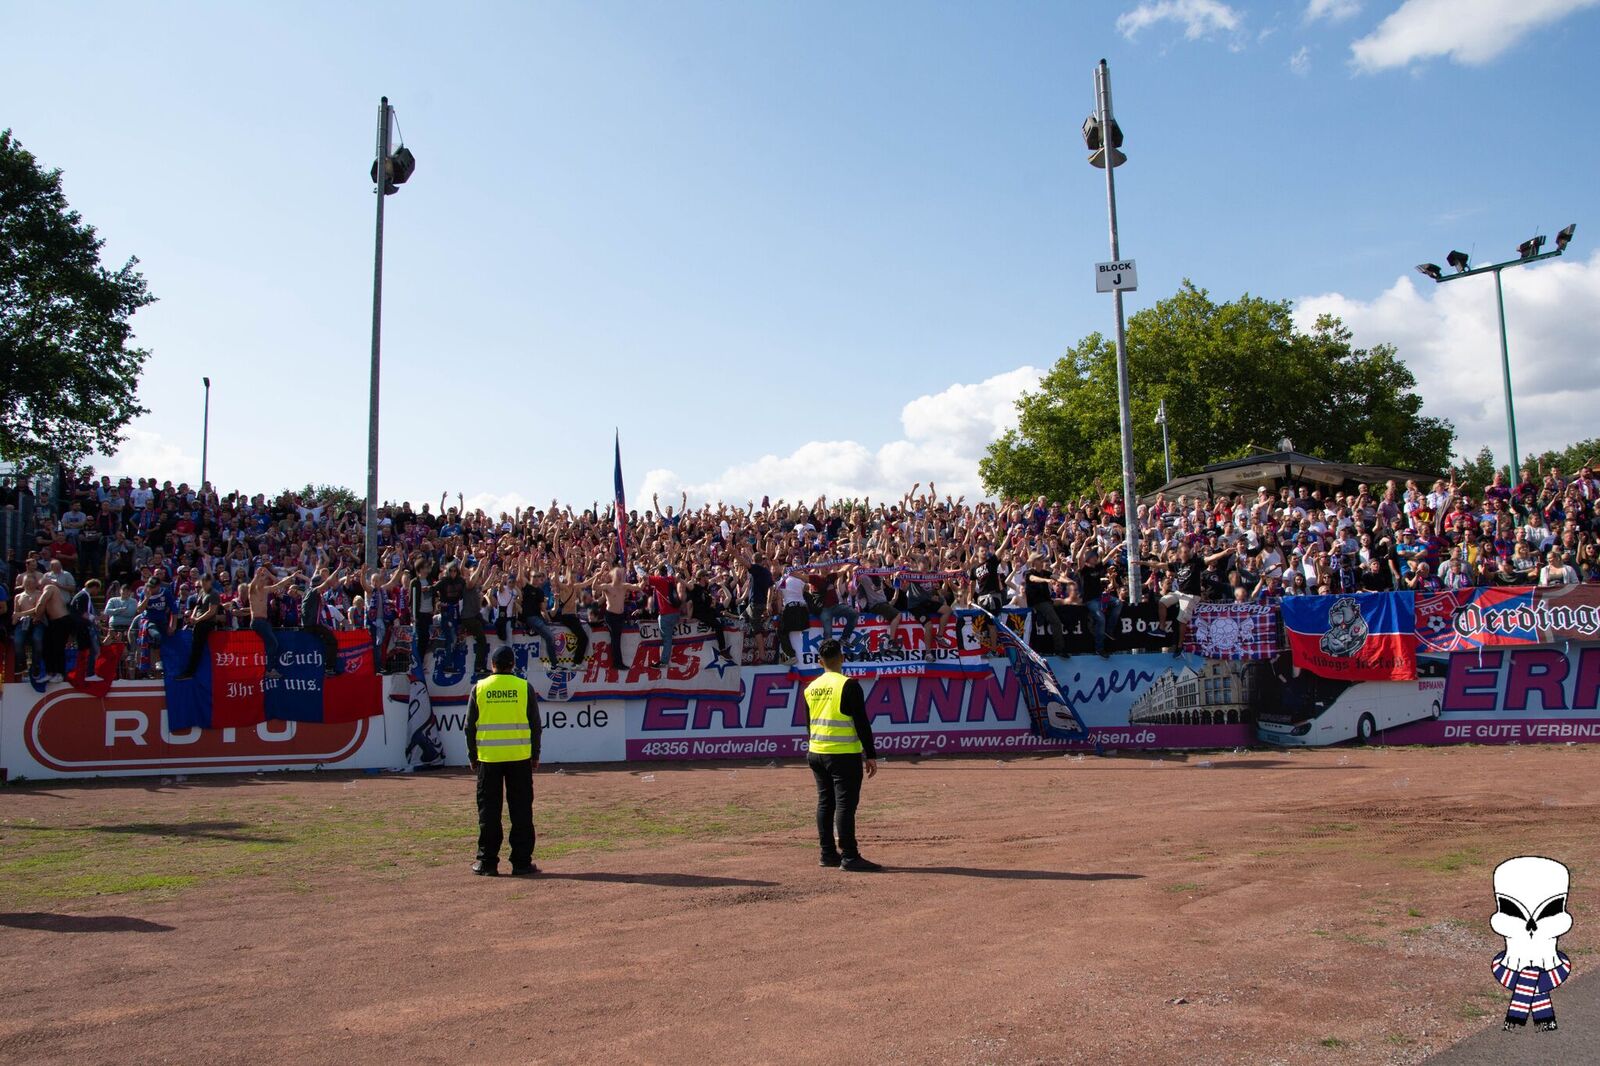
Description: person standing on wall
804,638,881,871
465,644,541,877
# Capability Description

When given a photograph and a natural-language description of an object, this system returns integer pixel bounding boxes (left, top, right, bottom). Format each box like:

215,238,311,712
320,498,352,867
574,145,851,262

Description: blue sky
6,0,1598,511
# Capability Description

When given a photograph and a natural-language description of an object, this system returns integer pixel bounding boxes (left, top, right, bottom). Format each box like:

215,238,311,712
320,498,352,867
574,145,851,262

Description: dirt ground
1,746,1596,1065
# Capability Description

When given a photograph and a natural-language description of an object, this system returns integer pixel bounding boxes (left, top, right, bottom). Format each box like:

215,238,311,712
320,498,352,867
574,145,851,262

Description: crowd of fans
3,462,1599,684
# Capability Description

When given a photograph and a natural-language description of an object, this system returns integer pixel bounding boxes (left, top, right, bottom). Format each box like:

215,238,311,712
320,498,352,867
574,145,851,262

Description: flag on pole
980,609,1088,740
613,430,629,571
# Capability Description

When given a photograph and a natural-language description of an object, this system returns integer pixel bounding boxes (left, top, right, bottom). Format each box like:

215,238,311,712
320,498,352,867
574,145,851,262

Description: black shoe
819,853,841,867
839,856,883,872
471,860,499,877
510,863,540,877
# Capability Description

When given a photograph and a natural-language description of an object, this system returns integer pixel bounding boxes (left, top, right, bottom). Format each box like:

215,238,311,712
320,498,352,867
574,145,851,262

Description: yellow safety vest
472,674,533,762
805,670,862,754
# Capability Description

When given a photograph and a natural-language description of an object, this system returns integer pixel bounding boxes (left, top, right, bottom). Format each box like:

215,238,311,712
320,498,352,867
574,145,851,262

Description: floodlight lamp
1518,235,1545,260
1447,250,1470,273
1416,263,1443,281
1082,115,1102,151
390,146,416,185
1556,223,1576,252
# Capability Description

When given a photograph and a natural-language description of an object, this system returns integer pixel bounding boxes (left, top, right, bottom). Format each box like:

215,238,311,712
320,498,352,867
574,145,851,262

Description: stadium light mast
1416,223,1575,482
366,96,416,569
1084,58,1142,604
200,376,211,491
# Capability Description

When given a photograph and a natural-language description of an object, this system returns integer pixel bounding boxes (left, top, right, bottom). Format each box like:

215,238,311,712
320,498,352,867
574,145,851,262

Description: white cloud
1294,250,1600,466
640,366,1045,508
463,491,534,518
92,427,201,486
1305,0,1361,21
1351,0,1600,71
1289,45,1313,74
1117,0,1242,40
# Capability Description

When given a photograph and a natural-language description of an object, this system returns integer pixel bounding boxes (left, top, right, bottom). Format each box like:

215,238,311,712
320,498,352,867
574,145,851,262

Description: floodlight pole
1156,399,1172,485
1430,246,1564,483
366,96,392,571
1094,59,1141,605
1492,269,1517,487
200,376,211,491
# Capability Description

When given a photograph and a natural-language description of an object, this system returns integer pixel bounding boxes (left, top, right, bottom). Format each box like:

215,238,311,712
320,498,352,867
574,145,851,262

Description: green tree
979,281,1456,499
1526,437,1600,480
284,483,364,514
0,130,155,469
1454,446,1499,495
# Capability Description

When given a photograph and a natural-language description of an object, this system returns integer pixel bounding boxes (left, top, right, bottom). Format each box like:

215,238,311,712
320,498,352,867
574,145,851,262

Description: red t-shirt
646,575,679,615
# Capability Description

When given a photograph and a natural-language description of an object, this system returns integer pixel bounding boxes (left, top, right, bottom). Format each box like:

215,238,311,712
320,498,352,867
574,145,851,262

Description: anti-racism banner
1184,603,1280,660
1416,585,1600,654
162,629,381,729
778,610,1024,681
418,621,743,706
1282,591,1417,681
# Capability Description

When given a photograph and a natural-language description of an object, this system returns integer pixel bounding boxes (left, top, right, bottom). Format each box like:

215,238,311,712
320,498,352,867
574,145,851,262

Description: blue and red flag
980,609,1088,740
163,629,381,730
613,430,629,570
1282,591,1417,681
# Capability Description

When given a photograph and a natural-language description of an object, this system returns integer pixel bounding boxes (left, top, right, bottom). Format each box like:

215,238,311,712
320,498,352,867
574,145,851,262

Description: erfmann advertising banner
1259,644,1600,748
626,655,1254,760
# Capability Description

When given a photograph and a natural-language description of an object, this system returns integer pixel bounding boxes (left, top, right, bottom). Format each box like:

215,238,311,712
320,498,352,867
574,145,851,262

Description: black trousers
461,616,489,672
476,758,535,867
778,604,810,660
300,621,340,675
808,752,864,860
605,612,631,669
42,616,75,676
181,623,216,676
552,613,589,663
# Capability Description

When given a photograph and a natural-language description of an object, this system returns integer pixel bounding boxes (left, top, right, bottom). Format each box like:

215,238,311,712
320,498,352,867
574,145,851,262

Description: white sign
1096,259,1138,293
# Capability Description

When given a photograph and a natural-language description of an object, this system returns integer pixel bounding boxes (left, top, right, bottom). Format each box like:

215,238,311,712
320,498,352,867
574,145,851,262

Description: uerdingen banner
1415,585,1600,654
1282,591,1417,681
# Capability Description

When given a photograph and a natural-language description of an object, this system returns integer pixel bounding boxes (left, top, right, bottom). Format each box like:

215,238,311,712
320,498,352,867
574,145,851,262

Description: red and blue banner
162,629,381,729
1282,591,1417,681
1416,585,1600,654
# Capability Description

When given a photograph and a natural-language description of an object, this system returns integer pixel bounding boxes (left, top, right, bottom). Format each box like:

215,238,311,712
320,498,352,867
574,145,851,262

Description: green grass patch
1163,882,1201,894
1412,848,1484,874
1319,1036,1348,1048
1459,1003,1491,1020
0,792,804,907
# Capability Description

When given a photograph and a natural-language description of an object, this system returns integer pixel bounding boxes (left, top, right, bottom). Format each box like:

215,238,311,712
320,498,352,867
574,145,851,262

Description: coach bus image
1256,656,1444,747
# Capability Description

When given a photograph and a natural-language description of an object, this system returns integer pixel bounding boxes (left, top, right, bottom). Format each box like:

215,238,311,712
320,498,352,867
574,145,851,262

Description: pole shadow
538,872,780,888
0,912,174,933
888,867,1144,881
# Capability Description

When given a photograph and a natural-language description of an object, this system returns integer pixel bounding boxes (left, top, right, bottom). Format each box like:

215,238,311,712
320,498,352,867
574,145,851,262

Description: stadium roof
1144,449,1443,502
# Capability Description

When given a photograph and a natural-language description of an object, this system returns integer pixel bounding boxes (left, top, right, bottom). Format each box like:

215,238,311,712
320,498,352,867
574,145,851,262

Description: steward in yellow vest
803,639,881,871
466,645,541,877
